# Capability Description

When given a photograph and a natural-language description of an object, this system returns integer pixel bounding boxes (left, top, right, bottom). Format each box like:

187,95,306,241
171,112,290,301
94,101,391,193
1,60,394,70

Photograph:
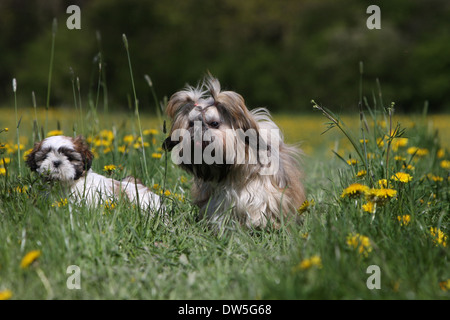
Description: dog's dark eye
209,121,220,128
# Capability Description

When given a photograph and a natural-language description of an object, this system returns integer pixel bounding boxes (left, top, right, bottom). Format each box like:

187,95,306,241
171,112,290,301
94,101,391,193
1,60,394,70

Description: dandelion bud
12,78,17,93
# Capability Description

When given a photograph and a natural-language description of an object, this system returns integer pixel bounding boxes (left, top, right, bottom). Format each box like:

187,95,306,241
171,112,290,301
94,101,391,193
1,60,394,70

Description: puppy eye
209,121,220,128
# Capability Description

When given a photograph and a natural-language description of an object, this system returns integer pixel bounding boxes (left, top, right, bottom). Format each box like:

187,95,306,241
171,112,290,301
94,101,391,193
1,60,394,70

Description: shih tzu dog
163,75,305,228
26,135,160,210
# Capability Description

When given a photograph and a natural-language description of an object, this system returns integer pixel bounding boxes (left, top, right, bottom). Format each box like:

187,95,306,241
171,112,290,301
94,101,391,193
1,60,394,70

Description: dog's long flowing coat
163,76,305,228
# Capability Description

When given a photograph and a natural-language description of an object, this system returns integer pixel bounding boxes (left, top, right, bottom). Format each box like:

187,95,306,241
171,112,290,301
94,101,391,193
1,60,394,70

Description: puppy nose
53,160,62,168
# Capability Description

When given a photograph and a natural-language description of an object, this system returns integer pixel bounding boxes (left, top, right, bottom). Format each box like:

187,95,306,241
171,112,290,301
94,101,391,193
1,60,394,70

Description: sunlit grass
0,101,449,299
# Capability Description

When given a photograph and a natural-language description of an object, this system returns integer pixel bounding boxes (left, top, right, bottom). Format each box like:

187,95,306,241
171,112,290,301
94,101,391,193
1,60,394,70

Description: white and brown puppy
26,135,160,210
163,75,305,228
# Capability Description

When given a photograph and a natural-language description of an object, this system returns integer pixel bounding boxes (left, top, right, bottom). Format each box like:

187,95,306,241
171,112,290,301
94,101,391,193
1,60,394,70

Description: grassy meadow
0,97,449,300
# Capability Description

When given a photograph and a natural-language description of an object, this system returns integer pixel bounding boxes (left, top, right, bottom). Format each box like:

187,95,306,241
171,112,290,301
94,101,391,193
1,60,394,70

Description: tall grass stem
13,78,21,174
45,18,57,134
123,34,149,179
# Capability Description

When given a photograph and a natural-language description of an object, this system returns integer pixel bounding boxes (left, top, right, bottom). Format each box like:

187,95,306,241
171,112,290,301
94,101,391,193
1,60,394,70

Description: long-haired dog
26,135,160,210
163,75,305,228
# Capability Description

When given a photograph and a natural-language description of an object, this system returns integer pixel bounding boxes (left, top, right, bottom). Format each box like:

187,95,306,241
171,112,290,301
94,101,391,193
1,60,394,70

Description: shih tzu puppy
26,135,160,210
163,75,305,228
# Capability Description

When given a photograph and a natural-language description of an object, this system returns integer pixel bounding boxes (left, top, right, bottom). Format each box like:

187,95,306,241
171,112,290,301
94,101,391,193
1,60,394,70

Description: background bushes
1,0,450,113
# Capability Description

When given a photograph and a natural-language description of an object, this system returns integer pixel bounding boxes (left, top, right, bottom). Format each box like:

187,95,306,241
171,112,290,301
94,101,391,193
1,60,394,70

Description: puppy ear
25,141,43,172
73,135,93,171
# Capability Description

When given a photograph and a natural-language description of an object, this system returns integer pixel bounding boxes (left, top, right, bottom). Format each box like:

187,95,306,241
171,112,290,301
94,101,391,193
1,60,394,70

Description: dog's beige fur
163,75,305,228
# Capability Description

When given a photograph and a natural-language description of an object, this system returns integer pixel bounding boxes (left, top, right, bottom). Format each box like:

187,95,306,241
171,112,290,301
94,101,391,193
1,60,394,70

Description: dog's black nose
53,160,62,168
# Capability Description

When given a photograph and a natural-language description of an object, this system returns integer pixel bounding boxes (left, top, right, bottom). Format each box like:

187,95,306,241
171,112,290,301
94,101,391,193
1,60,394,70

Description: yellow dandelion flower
143,129,159,135
378,179,388,188
346,233,372,257
99,129,114,142
391,137,408,151
13,144,25,152
0,289,12,300
293,255,322,272
103,164,116,173
356,170,367,178
152,152,162,159
430,227,447,247
394,156,406,161
407,147,428,157
362,202,375,213
117,145,126,154
1,157,11,166
0,168,6,176
4,127,8,132
297,199,315,214
402,164,415,171
440,160,450,170
180,175,188,184
346,159,358,166
20,250,41,268
123,135,135,145
341,183,369,198
23,148,33,161
94,139,111,147
391,172,412,183
164,190,171,196
103,200,116,212
397,215,411,226
52,198,68,208
133,141,150,149
439,279,450,291
365,188,397,205
376,137,384,147
15,185,28,193
437,149,445,159
427,174,443,182
47,130,63,137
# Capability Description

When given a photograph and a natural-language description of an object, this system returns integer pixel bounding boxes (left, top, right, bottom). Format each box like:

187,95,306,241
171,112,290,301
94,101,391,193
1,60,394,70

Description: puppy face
26,135,93,182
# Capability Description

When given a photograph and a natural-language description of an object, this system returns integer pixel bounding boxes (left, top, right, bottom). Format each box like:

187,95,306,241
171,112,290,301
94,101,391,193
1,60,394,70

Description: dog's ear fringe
25,140,43,172
166,87,205,119
73,135,94,171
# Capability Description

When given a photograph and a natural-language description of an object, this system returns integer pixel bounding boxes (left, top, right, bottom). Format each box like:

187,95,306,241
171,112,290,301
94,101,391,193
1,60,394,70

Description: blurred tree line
1,0,449,113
